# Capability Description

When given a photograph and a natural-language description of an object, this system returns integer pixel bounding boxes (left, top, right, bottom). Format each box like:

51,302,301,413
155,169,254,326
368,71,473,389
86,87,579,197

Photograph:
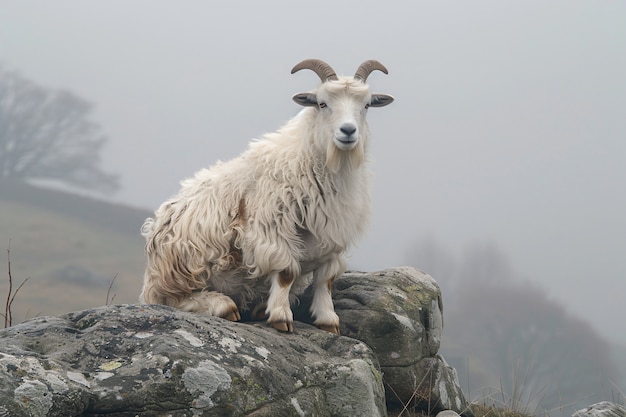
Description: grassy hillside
0,181,151,323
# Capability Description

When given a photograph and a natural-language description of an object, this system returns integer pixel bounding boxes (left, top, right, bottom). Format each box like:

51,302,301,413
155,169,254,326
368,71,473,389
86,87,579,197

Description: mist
1,0,625,347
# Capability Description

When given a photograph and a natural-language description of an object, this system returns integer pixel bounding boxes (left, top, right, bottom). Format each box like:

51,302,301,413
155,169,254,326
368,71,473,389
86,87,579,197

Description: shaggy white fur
140,60,393,333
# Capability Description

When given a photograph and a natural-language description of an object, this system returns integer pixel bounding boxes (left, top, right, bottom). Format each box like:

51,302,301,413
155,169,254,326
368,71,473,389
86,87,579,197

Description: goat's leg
177,291,241,322
265,270,296,332
310,255,345,334
250,302,268,321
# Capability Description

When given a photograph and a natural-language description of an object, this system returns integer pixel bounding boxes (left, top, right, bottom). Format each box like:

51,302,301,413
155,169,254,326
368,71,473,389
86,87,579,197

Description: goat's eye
364,103,371,110
318,102,327,109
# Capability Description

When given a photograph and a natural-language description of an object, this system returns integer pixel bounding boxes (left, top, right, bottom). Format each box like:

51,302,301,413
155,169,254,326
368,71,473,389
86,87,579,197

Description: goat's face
291,60,394,158
294,79,392,152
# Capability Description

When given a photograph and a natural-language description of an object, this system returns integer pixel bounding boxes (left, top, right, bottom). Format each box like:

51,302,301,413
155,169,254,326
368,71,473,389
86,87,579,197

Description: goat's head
291,59,394,170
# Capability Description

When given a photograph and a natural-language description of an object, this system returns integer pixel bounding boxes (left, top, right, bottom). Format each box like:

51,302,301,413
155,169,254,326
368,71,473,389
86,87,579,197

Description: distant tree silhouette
447,281,617,413
0,66,118,194
409,238,620,413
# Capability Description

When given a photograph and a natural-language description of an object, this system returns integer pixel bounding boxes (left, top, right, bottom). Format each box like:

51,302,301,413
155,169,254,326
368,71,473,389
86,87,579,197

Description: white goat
140,59,393,333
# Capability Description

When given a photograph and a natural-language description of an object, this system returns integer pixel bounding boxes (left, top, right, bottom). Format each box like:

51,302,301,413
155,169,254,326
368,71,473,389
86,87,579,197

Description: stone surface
0,267,470,416
436,411,461,417
573,402,626,417
297,266,468,414
0,304,385,417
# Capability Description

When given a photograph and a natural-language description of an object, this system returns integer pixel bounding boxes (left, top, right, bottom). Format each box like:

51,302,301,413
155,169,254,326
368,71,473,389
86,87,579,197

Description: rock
296,267,469,415
0,267,470,416
436,411,461,417
0,304,386,417
573,402,626,417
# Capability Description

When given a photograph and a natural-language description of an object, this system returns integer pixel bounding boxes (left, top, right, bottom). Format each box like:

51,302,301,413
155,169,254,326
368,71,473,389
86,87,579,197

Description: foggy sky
1,1,625,343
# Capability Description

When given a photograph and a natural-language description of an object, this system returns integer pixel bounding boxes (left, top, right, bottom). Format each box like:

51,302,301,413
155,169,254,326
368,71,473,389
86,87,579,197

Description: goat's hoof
269,320,294,333
316,323,340,334
222,307,241,322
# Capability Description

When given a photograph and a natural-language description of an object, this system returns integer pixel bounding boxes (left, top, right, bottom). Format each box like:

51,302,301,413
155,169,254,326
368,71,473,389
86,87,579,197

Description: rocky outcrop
573,402,626,417
0,267,469,416
337,269,465,412
297,267,467,413
0,305,385,417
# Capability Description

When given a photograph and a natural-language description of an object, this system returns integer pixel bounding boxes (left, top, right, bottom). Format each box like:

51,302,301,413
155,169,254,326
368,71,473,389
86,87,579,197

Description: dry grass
388,402,535,417
384,358,551,417
468,403,535,417
2,240,29,327
1,200,144,323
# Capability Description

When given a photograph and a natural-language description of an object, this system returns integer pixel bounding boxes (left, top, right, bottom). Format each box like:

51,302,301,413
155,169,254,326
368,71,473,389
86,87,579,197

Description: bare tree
0,66,118,194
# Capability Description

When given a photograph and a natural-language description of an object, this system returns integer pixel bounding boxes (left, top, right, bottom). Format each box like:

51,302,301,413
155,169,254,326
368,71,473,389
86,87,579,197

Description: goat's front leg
266,269,296,332
310,255,346,334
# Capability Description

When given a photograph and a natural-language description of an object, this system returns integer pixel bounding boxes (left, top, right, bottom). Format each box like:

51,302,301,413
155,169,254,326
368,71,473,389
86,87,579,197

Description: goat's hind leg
177,291,241,322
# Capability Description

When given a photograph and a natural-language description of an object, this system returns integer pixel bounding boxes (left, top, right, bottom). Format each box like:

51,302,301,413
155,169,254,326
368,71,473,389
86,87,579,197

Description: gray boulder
573,402,626,417
335,267,467,414
296,267,469,415
0,304,385,417
0,267,469,416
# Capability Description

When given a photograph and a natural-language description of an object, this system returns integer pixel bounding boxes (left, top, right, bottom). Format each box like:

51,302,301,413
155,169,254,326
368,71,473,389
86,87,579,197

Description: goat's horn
354,60,388,82
291,59,338,82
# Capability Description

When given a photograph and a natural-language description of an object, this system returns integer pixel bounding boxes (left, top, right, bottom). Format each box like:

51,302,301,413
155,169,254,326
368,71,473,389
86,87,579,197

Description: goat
140,59,393,334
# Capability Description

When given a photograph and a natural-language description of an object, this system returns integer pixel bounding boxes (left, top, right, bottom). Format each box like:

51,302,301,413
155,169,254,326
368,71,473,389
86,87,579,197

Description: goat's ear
369,94,394,108
293,93,319,107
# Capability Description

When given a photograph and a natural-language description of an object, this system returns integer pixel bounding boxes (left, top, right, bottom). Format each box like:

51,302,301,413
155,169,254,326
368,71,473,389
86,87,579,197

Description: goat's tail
139,215,209,307
140,247,209,307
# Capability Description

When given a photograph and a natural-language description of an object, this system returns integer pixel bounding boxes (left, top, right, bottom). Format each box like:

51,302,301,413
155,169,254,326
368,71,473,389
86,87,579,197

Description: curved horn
354,60,388,82
291,59,338,82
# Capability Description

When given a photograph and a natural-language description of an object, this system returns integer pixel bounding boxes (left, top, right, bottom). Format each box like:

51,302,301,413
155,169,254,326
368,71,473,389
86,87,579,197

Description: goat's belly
201,237,342,312
297,231,344,275
299,258,324,276
204,269,267,311
299,249,341,276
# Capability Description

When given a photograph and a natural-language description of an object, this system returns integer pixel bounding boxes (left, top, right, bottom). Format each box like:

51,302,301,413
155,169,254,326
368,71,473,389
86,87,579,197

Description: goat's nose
340,123,357,136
